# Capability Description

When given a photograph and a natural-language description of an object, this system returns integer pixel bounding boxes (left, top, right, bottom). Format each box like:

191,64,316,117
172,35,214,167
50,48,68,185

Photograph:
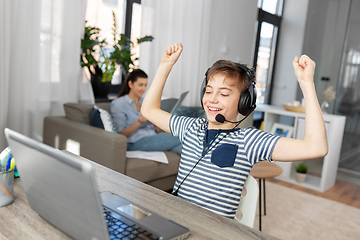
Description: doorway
336,0,360,175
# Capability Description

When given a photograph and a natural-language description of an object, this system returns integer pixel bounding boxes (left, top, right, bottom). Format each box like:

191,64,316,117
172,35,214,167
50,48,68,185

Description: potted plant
80,11,154,98
295,162,308,183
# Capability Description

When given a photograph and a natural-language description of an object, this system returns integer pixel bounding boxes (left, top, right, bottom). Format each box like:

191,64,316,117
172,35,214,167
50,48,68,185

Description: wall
270,0,309,106
300,0,351,113
195,0,258,106
140,0,258,107
205,0,257,68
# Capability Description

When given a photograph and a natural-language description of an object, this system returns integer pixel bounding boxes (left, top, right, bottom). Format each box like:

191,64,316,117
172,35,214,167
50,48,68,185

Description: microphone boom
215,114,239,124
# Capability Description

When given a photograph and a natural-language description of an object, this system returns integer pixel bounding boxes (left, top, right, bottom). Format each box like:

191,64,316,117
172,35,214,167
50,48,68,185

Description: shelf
275,175,323,192
276,167,323,192
257,104,346,192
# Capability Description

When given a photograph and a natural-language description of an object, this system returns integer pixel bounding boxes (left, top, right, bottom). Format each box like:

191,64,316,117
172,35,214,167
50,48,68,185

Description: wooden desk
0,161,278,240
250,161,283,231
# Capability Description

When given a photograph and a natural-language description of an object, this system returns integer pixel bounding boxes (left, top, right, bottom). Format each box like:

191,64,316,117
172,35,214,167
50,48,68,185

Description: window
85,0,126,49
253,0,284,105
84,0,141,85
258,0,284,16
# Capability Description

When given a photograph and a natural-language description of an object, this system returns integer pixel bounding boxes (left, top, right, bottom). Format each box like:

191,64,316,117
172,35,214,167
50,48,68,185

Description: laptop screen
5,128,110,240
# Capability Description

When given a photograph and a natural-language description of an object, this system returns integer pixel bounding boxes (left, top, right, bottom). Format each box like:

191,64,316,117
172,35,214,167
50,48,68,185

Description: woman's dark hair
118,69,148,97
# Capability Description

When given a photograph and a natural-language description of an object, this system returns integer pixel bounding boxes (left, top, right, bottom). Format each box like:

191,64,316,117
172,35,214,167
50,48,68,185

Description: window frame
109,0,141,93
253,3,284,105
124,0,141,38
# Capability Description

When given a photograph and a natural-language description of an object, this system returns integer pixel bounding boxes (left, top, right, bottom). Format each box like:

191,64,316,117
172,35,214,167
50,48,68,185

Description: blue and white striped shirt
169,115,280,219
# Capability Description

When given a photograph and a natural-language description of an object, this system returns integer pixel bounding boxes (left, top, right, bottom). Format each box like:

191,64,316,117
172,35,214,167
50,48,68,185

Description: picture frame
270,123,294,138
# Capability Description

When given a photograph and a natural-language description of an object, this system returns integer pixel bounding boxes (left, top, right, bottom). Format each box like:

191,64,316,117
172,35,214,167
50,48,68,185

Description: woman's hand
161,43,183,66
292,55,316,84
138,113,147,124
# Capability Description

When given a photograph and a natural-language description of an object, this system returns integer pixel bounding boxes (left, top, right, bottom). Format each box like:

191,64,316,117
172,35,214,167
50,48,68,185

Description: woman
110,69,182,155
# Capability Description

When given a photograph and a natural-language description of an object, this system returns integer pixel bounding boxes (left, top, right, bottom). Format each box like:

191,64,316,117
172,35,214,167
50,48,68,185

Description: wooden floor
268,178,360,209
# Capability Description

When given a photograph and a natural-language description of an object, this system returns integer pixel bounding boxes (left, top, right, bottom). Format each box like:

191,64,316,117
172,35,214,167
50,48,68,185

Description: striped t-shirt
169,115,280,219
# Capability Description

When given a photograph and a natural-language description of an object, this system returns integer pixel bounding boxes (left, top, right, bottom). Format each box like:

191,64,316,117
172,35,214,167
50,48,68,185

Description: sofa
43,102,182,191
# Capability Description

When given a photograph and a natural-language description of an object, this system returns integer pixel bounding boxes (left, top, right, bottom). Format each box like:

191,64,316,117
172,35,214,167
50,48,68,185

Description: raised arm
141,43,183,133
271,55,328,161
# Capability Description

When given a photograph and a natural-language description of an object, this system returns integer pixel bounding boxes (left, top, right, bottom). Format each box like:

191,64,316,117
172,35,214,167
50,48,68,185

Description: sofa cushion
173,106,207,118
125,151,180,183
64,102,111,124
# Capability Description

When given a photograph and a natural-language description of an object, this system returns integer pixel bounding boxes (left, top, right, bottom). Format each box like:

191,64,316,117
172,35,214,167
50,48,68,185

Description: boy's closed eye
205,87,213,94
205,90,231,96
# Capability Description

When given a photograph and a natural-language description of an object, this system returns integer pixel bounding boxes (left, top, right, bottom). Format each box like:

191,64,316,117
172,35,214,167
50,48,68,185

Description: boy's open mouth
207,106,222,113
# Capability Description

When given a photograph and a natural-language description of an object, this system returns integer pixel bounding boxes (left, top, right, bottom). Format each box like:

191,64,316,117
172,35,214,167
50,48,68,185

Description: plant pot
91,74,111,98
295,172,307,183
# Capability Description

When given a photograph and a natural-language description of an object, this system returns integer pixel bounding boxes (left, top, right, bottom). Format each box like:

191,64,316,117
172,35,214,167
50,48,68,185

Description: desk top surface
0,161,278,240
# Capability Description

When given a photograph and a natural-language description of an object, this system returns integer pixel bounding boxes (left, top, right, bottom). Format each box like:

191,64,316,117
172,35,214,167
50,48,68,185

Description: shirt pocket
211,143,238,168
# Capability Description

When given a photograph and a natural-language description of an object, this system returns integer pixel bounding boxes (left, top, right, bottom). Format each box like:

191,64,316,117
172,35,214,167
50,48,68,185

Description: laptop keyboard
103,207,160,240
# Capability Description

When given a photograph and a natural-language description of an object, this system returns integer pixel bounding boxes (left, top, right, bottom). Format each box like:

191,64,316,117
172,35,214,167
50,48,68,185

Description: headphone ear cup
238,90,252,116
238,81,257,116
200,76,207,109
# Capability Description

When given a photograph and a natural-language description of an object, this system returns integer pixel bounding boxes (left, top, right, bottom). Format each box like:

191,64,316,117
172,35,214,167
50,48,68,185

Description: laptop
4,128,190,240
160,91,189,114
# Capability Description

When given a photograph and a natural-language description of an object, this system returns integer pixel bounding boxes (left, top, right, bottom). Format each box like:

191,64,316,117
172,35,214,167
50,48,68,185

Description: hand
161,43,183,66
292,55,316,83
138,114,147,124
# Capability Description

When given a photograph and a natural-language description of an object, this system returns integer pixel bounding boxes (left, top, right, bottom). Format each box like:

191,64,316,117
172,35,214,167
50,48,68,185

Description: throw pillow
97,106,117,133
89,106,104,129
89,106,117,133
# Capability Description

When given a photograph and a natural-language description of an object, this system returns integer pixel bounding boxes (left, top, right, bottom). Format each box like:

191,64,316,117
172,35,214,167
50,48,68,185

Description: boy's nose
209,94,218,103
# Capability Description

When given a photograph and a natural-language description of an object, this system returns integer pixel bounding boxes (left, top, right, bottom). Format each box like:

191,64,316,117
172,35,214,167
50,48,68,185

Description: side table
250,161,283,231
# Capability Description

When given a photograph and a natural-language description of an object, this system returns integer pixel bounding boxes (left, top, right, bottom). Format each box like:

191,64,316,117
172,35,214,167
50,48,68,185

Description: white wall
301,0,351,113
205,0,257,67
195,0,258,107
140,0,258,107
270,0,309,106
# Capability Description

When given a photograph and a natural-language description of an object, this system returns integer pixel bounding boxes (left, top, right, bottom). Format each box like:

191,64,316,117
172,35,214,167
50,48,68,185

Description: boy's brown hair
207,60,255,92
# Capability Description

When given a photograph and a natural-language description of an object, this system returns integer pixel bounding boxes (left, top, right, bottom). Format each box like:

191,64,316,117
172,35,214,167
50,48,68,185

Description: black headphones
200,62,257,116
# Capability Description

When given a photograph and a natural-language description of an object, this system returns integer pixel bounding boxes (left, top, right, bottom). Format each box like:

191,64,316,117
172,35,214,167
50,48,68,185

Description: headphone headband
235,63,256,83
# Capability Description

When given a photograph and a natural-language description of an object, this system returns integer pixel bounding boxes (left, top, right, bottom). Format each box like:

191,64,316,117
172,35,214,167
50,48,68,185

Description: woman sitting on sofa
111,69,182,155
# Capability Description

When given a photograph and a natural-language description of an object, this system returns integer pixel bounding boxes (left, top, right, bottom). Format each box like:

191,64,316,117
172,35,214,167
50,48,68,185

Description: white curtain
139,0,212,107
0,0,89,150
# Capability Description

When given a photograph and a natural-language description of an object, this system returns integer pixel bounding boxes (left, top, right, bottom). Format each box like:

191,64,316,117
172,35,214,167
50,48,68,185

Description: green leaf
137,35,154,44
295,163,308,173
80,17,154,79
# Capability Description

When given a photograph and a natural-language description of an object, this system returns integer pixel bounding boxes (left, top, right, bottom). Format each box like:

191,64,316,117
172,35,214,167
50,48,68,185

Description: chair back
235,175,259,228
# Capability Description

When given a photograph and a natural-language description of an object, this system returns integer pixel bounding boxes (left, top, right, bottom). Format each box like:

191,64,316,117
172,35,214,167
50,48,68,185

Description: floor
270,132,360,209
269,169,360,209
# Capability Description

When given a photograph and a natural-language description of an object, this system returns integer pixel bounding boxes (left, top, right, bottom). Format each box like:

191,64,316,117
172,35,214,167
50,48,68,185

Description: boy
141,43,328,219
